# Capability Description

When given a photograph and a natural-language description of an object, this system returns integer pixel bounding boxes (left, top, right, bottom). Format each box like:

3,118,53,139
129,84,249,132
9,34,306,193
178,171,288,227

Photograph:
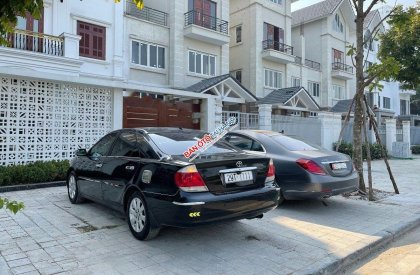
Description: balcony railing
262,40,293,55
294,56,302,64
184,10,228,34
5,29,63,56
332,62,353,73
126,1,168,26
305,59,321,70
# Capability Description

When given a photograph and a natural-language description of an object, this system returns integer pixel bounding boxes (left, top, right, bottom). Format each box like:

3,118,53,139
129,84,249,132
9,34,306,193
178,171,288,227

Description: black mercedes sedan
67,128,279,240
223,130,358,203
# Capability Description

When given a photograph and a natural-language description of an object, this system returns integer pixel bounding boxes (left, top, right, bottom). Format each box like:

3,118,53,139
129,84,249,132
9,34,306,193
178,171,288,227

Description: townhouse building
363,8,415,125
0,0,257,166
228,0,357,117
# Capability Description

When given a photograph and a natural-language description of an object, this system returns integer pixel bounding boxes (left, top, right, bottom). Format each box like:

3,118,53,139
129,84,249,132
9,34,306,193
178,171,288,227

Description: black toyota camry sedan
67,128,279,240
223,130,358,203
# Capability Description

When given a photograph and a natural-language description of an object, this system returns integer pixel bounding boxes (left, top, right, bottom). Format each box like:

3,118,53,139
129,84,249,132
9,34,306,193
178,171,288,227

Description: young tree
347,0,400,193
378,5,420,90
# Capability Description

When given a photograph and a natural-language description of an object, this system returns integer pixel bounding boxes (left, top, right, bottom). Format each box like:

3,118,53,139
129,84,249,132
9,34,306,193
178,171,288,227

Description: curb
299,215,420,274
0,181,66,193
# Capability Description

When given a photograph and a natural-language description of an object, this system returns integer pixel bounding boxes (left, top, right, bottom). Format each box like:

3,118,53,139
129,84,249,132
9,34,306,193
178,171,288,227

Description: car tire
67,172,84,204
127,191,160,241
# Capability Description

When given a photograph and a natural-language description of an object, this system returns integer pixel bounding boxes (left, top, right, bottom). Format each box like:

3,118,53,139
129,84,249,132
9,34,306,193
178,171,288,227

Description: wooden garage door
123,96,200,129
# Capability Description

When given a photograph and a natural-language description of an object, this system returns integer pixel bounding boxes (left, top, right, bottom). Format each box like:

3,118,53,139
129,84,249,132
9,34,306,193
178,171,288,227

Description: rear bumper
282,172,358,200
148,183,280,227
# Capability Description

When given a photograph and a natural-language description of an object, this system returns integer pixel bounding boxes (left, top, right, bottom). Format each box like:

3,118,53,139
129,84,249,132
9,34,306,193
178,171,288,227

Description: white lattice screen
0,76,113,166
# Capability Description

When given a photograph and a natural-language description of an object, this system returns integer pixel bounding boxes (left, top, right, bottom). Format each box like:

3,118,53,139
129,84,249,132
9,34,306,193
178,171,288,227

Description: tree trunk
353,0,366,192
362,99,374,201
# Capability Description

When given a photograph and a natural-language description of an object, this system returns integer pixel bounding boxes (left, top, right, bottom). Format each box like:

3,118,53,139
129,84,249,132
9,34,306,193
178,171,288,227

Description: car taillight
175,165,208,192
266,159,275,182
296,159,326,175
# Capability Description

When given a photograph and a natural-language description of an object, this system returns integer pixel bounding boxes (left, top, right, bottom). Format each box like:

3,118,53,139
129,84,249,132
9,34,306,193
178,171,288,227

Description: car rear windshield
148,131,237,156
271,135,319,151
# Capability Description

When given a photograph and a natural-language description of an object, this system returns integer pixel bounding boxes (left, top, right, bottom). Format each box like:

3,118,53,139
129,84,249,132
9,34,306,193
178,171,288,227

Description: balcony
0,29,82,77
184,10,230,46
125,1,168,26
261,40,295,64
305,59,321,70
331,62,354,80
5,29,64,56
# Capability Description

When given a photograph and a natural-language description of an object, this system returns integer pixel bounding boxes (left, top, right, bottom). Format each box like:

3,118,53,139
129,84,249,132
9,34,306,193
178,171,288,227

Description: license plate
332,162,347,170
223,171,253,184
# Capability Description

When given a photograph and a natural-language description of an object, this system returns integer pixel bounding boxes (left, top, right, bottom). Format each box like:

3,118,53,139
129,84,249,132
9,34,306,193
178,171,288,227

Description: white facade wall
291,2,357,108
363,11,413,116
230,0,292,98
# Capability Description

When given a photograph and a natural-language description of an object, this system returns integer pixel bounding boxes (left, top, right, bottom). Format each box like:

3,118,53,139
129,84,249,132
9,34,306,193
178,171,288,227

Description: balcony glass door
189,0,217,30
14,12,43,52
263,23,284,51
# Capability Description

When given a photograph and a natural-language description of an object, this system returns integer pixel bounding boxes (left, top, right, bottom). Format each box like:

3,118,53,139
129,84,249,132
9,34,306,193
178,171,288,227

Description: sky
291,0,418,11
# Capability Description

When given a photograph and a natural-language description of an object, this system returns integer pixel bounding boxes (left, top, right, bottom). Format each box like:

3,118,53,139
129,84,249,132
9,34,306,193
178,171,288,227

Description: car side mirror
76,149,88,157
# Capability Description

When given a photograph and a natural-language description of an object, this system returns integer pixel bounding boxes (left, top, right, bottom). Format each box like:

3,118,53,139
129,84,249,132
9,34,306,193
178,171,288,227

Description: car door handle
95,163,103,168
125,165,135,171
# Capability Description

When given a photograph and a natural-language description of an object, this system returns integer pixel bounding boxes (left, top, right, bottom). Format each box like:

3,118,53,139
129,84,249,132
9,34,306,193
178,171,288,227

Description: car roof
231,130,283,138
119,127,204,134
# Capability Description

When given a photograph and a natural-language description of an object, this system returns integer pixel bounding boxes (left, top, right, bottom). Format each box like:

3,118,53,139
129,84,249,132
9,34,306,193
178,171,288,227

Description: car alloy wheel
126,191,160,240
129,198,146,233
68,175,77,200
67,172,84,204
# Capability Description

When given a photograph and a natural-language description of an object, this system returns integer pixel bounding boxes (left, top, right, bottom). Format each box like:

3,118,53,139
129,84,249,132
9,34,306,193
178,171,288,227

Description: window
308,81,320,97
89,132,118,157
383,97,391,109
365,61,373,71
333,84,345,99
77,21,106,60
401,100,408,115
132,41,165,69
148,132,237,157
264,69,282,89
110,131,139,157
224,135,264,152
290,111,301,117
291,77,301,87
378,95,381,108
333,14,343,33
231,70,242,83
236,25,242,43
269,0,282,4
332,48,344,63
264,22,284,45
310,112,318,117
110,132,159,158
188,50,216,76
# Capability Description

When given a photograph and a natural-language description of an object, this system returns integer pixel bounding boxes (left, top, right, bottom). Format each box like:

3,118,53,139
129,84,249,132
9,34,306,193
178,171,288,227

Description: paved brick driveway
1,157,419,275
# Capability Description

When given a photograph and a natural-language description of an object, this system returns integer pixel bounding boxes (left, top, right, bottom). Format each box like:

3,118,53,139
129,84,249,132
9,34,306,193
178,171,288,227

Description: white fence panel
0,76,113,166
412,127,420,145
222,111,259,130
272,115,322,145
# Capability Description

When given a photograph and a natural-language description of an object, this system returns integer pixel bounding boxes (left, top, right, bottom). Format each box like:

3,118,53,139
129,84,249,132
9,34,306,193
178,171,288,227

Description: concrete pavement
344,226,420,274
0,157,419,275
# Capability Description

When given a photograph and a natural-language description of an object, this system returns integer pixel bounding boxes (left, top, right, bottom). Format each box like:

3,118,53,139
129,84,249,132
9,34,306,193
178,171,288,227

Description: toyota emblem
236,161,243,168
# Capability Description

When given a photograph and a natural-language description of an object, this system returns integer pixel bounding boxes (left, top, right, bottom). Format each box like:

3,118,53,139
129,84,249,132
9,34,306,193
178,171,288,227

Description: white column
215,99,223,127
258,104,272,131
402,121,411,144
318,112,342,150
112,88,123,130
60,33,81,59
200,98,216,132
385,118,397,154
